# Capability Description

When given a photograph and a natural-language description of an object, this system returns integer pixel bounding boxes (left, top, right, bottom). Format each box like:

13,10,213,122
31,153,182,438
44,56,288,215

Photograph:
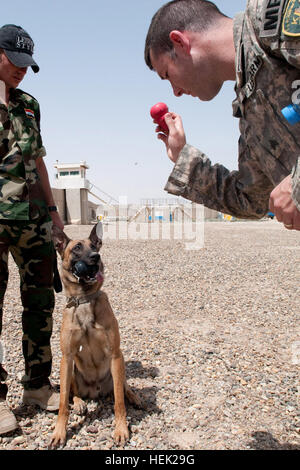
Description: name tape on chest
282,0,300,36
260,0,287,38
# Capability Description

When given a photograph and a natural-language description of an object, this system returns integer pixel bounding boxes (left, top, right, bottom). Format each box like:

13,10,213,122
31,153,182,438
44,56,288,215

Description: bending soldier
145,0,300,230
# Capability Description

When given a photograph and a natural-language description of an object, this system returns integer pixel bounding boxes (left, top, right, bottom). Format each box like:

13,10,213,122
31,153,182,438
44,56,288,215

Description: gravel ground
0,220,299,450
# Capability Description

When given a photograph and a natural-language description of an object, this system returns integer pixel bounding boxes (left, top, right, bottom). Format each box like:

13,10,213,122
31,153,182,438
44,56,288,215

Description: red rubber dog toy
150,102,169,132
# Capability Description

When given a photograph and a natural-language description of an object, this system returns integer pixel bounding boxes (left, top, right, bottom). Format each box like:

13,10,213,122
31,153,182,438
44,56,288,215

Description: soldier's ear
51,225,70,257
169,30,191,56
89,222,102,251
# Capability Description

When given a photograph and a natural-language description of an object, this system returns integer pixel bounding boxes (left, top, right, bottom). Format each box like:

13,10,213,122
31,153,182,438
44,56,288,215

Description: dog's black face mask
68,240,102,283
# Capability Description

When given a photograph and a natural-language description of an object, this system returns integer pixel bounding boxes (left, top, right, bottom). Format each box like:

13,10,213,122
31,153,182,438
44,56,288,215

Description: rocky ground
0,220,299,450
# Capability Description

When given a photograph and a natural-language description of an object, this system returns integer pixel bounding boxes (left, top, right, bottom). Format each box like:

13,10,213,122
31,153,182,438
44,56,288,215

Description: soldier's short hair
145,0,227,69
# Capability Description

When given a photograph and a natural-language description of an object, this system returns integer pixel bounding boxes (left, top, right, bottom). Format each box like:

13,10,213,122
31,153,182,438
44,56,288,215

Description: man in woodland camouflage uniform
0,24,64,435
145,0,300,230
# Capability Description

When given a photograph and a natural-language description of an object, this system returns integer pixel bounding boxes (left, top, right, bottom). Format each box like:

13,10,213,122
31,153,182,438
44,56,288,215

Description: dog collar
66,291,102,309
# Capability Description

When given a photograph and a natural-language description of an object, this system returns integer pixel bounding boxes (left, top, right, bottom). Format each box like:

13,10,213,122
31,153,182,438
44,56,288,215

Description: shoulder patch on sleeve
16,88,38,104
260,0,287,38
282,0,300,36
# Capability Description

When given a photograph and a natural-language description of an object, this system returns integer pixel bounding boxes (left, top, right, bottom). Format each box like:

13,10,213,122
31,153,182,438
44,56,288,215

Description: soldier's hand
269,175,300,231
156,112,186,163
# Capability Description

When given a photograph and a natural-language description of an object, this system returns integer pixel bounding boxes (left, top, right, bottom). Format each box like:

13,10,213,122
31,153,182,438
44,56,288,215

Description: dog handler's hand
156,112,186,163
269,175,300,231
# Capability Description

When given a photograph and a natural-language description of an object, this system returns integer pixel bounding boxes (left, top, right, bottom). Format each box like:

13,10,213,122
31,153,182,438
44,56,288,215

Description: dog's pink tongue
96,271,104,283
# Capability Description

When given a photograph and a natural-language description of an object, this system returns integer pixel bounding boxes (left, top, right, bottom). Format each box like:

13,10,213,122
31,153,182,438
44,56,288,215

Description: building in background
53,161,91,225
51,162,219,225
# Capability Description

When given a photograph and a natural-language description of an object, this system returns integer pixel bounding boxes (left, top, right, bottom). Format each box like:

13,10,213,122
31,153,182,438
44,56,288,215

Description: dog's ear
51,225,70,257
89,222,103,251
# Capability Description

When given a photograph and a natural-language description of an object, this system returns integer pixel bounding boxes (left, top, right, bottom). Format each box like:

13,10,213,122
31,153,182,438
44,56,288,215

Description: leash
53,249,62,293
66,290,102,309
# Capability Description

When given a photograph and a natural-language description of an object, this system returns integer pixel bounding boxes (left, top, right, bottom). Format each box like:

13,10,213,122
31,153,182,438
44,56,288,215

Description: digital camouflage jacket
0,88,47,220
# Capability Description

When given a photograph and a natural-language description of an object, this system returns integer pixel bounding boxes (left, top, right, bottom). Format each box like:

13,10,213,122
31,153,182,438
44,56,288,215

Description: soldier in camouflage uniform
145,0,300,230
0,24,64,435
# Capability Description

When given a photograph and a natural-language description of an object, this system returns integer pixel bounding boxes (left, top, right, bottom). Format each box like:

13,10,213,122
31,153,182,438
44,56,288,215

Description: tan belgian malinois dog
50,223,141,447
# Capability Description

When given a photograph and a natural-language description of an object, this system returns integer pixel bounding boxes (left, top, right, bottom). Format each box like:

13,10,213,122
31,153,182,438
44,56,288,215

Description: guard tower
54,161,90,224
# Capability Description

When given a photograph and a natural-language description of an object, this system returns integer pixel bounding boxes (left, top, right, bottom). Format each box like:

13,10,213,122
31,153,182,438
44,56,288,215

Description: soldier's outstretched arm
161,118,270,219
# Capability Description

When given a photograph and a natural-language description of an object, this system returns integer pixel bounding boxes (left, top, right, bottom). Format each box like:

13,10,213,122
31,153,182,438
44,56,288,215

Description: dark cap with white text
0,24,39,73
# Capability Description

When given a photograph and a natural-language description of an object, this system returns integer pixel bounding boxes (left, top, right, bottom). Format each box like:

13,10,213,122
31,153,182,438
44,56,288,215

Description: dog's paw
73,397,87,415
113,424,129,447
49,428,67,449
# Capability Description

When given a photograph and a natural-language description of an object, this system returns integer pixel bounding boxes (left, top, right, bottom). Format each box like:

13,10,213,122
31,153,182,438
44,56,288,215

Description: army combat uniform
165,0,300,218
0,88,54,392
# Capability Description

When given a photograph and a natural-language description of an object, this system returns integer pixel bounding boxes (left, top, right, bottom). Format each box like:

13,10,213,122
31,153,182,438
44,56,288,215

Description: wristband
48,205,58,212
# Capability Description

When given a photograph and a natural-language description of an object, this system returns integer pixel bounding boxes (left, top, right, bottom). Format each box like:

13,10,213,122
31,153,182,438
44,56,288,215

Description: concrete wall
52,187,96,225
55,176,90,190
51,188,66,223
65,189,81,225
80,189,89,225
204,207,220,220
88,201,98,223
52,190,220,226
